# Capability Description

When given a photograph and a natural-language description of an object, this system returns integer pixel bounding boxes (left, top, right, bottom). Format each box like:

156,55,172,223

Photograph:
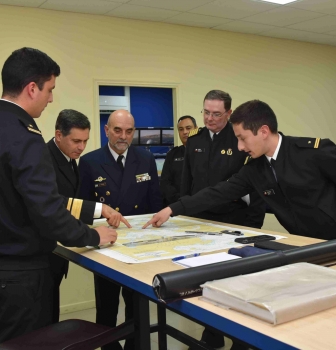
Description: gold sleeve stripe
71,199,83,219
314,138,321,149
244,156,249,165
67,198,73,211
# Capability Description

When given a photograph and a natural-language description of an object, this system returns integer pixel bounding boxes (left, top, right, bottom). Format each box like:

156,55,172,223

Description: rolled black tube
153,240,336,302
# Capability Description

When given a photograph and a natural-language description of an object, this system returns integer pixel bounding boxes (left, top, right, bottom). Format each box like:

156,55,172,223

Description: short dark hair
55,109,91,136
230,100,278,135
203,90,232,111
1,47,60,97
177,115,197,127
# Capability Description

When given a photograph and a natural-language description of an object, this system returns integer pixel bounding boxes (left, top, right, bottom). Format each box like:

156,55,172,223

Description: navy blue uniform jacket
47,139,95,224
171,134,336,240
160,145,185,206
0,100,99,270
78,145,162,216
47,139,96,279
181,125,265,228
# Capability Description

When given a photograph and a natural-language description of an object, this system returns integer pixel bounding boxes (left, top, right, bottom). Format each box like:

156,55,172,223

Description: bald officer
79,109,162,350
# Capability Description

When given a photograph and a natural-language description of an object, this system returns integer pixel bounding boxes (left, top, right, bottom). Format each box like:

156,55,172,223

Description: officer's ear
26,82,38,99
104,124,109,138
55,129,62,142
259,125,271,139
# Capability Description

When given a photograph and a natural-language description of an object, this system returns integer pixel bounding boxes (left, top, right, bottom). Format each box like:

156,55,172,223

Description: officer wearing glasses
181,90,265,350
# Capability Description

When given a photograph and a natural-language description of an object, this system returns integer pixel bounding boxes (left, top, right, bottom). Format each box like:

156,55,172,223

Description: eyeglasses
202,109,226,118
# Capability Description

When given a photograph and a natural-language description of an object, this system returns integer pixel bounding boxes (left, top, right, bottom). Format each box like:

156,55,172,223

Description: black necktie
117,155,124,173
270,158,277,182
212,133,218,141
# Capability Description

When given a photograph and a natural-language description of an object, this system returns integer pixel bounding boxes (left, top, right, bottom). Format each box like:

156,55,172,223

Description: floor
59,298,233,350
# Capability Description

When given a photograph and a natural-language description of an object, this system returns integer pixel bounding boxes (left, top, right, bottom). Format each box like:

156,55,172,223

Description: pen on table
220,230,244,236
185,231,222,236
172,253,201,262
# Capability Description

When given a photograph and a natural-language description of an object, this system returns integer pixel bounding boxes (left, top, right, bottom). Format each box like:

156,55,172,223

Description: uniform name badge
136,173,151,183
174,157,184,161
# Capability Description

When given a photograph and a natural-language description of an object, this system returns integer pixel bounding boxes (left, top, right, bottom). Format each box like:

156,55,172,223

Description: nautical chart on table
89,214,285,263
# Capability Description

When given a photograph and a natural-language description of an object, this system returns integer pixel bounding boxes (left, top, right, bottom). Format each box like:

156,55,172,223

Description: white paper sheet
174,252,241,268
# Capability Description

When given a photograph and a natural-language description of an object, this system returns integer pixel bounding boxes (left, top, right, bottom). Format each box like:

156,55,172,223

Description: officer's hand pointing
102,204,132,228
142,207,172,228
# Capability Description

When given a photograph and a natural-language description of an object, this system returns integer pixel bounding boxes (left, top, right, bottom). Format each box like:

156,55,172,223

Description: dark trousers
94,275,134,350
0,268,54,343
49,253,69,323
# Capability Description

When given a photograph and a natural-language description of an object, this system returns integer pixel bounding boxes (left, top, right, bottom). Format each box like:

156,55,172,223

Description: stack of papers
201,263,336,325
174,252,241,268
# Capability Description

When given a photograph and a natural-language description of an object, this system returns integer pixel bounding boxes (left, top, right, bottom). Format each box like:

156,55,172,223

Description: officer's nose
237,139,245,151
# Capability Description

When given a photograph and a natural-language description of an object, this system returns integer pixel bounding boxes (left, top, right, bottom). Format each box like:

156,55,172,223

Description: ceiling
1,0,336,47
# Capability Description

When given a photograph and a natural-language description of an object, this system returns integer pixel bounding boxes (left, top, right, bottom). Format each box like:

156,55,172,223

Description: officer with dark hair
145,99,336,241
160,115,197,206
47,109,130,323
0,48,117,343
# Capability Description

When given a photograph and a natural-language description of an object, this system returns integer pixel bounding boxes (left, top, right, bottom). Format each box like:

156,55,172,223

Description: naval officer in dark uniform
144,99,336,350
181,90,265,230
79,109,162,350
47,109,130,323
160,115,197,206
145,99,336,241
0,47,117,343
180,91,265,349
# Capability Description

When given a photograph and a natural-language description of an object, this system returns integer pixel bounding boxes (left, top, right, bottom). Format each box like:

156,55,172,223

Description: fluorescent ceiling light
259,0,298,4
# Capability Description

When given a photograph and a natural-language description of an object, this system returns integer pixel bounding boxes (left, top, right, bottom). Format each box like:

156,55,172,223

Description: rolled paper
152,240,336,302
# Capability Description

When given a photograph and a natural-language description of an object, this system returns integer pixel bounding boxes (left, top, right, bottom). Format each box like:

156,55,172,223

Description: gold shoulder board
27,127,42,136
188,127,201,137
296,137,320,149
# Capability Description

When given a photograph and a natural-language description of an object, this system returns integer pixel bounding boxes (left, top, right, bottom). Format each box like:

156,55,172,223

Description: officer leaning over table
145,99,336,243
78,109,162,350
0,47,117,343
144,99,336,350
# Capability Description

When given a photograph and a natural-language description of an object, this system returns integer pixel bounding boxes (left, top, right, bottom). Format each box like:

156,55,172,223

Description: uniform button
95,192,98,197
106,191,110,196
134,205,138,209
115,207,120,212
100,197,105,203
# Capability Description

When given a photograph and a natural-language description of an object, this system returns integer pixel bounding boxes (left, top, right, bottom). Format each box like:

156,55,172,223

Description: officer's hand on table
102,204,132,228
142,207,173,228
95,226,118,245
